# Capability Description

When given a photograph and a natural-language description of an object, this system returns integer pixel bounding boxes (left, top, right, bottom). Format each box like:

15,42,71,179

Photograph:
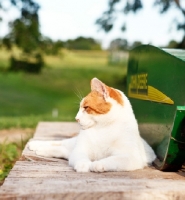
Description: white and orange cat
29,78,156,172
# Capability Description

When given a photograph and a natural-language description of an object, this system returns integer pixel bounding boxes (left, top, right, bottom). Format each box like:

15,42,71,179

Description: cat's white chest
75,126,120,161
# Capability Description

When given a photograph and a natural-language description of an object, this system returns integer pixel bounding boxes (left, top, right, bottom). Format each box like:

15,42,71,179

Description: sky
0,0,184,49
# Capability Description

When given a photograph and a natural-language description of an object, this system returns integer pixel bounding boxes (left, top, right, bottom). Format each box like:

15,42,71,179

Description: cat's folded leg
35,145,69,159
69,152,92,173
90,155,143,172
28,137,77,159
28,140,62,151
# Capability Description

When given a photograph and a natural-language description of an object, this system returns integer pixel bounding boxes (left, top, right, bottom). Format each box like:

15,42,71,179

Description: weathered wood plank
33,122,79,139
1,177,185,200
1,122,185,200
7,161,185,180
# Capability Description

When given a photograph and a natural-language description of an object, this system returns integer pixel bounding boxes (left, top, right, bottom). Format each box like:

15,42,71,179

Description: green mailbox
127,45,185,171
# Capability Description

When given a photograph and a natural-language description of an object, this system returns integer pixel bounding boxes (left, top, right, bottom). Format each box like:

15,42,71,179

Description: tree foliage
65,37,102,50
97,0,185,48
39,37,64,55
0,0,41,53
0,0,44,73
38,36,101,54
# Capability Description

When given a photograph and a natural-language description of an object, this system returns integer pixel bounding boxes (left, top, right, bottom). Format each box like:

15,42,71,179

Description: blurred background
0,0,185,132
0,0,185,183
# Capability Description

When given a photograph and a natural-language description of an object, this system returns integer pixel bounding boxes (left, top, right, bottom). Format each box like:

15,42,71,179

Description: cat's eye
84,106,89,110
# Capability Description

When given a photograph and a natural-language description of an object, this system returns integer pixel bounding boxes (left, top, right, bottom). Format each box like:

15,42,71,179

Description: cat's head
75,78,124,130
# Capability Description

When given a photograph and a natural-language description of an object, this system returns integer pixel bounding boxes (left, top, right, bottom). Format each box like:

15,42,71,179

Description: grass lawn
0,49,127,129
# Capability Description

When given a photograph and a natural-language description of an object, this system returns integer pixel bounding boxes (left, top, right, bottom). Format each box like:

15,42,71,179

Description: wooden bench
1,122,185,199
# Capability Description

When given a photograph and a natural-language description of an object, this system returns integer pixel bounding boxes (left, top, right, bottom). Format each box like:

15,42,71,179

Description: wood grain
1,122,185,200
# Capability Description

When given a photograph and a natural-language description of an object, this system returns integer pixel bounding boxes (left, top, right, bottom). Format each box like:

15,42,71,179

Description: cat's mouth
79,123,95,130
80,125,91,130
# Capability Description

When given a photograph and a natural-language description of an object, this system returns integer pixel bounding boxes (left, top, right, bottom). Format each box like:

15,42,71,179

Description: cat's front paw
90,161,105,173
28,141,42,151
35,147,53,158
74,161,91,173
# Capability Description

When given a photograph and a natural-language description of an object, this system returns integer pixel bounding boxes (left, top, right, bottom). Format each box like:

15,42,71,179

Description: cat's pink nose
76,118,80,123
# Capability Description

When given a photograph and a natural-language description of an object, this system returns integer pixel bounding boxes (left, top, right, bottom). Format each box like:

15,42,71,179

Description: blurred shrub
9,53,44,73
0,143,18,182
0,136,31,184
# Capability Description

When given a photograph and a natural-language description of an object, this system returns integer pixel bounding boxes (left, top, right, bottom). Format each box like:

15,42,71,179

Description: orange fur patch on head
105,85,124,106
82,91,111,115
90,78,124,106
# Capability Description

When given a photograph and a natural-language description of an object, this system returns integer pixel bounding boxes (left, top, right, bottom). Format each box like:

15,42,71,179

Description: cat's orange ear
91,78,109,99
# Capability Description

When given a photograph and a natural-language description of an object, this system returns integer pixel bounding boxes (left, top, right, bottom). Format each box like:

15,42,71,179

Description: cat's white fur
29,78,156,172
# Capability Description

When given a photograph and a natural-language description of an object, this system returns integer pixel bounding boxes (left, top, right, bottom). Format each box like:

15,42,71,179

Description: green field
0,48,127,129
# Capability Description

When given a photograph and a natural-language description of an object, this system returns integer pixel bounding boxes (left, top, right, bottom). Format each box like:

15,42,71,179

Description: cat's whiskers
73,101,80,105
73,87,84,101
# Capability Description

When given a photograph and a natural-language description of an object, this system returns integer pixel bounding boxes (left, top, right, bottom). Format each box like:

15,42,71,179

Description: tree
0,0,44,73
0,0,41,53
96,0,185,48
40,37,64,55
65,37,102,50
131,41,142,49
166,40,179,48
